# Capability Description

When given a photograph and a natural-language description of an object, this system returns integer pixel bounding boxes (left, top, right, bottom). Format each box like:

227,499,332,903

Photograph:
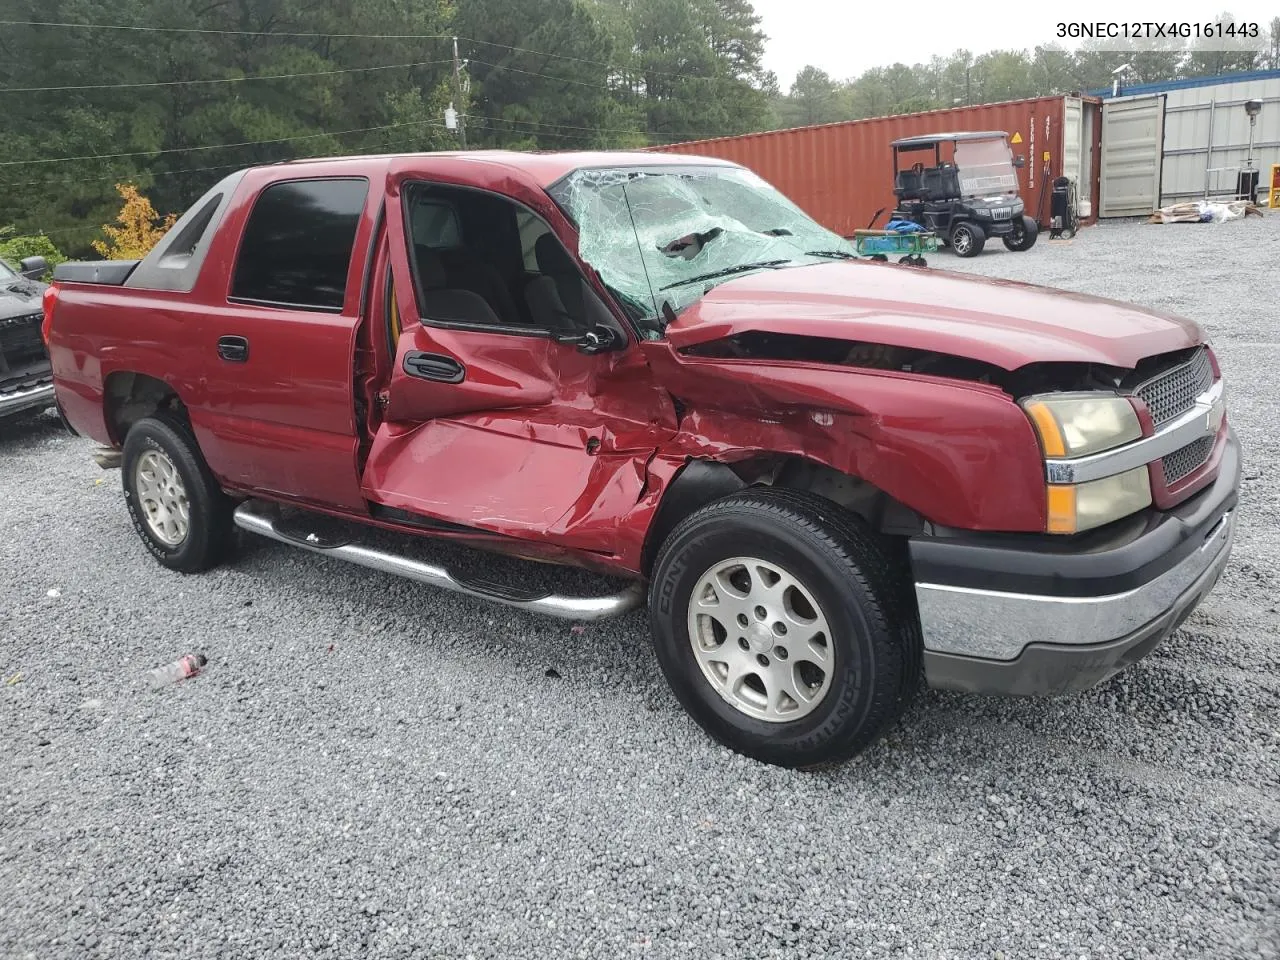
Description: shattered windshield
953,139,1019,198
548,166,855,337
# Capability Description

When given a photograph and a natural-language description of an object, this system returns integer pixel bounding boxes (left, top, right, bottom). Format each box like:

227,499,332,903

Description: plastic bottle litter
147,654,207,689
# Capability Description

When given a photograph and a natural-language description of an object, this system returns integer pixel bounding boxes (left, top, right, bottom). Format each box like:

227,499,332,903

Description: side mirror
1013,155,1026,169
554,324,622,355
19,256,48,281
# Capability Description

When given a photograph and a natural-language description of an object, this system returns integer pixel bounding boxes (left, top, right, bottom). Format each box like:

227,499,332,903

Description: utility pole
452,36,468,149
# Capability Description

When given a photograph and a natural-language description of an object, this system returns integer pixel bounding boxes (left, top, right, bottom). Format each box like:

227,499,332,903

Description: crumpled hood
664,261,1202,371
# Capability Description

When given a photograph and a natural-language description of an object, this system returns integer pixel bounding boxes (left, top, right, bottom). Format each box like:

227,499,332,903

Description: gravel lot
3,215,1279,960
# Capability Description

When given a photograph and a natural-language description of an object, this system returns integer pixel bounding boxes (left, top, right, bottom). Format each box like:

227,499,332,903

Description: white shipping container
1158,75,1280,205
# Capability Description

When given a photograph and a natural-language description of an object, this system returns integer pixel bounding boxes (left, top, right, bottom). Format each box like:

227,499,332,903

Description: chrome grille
1162,435,1214,485
1135,348,1213,427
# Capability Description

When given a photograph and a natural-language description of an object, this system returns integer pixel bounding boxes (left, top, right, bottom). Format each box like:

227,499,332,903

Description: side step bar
232,501,644,622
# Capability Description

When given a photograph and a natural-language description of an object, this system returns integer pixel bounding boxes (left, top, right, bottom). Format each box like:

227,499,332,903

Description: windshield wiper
804,250,857,260
659,259,791,291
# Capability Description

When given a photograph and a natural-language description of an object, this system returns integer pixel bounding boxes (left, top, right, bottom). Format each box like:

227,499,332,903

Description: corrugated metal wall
1159,75,1280,204
650,96,1102,237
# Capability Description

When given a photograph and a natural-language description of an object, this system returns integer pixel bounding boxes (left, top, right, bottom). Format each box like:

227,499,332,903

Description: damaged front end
548,158,1220,542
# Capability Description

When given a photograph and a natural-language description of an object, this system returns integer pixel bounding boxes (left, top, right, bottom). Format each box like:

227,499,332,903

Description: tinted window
231,178,369,310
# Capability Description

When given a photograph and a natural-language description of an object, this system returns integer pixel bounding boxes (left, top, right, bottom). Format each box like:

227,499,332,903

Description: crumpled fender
640,340,1048,532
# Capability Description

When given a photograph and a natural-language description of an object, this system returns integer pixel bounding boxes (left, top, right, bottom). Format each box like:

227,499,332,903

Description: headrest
535,233,576,276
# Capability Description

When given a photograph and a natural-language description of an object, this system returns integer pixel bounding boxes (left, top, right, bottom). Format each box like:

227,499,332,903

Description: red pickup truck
45,151,1239,767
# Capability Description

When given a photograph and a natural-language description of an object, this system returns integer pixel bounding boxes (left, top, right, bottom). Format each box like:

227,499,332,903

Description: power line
0,59,453,94
463,38,730,88
0,19,453,40
1,19,738,89
0,118,454,167
0,114,653,190
469,114,685,141
16,132,445,241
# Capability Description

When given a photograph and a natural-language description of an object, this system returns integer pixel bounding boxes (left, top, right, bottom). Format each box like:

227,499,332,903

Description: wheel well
641,454,925,576
103,372,186,445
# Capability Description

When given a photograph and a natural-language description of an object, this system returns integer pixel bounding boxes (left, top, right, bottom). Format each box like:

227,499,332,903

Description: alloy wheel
686,556,834,723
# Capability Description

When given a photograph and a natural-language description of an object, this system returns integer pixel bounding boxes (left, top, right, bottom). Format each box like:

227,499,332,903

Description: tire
950,221,985,257
121,412,234,573
1002,215,1039,252
648,488,922,769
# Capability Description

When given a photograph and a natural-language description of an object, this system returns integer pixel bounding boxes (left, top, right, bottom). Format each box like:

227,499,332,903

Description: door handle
217,336,249,363
403,351,465,384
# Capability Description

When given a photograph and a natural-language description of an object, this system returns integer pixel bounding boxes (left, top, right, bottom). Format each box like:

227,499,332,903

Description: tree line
1,2,1277,257
772,22,1280,130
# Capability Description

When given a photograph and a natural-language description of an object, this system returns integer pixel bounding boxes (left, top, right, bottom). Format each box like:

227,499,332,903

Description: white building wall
1159,76,1280,203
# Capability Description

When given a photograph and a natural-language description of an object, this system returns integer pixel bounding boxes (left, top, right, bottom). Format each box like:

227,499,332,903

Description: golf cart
889,131,1038,258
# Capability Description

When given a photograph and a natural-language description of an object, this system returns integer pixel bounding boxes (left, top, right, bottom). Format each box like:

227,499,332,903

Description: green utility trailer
851,228,938,266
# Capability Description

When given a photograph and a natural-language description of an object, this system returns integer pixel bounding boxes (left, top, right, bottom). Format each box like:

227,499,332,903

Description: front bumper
0,378,55,420
910,428,1240,696
979,220,1015,236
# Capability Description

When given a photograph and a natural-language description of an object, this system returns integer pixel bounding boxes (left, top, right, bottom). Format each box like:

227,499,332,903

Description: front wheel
648,488,921,768
950,221,985,257
1003,215,1039,252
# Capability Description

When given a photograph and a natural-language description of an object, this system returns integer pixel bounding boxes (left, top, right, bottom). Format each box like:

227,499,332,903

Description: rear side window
230,178,369,311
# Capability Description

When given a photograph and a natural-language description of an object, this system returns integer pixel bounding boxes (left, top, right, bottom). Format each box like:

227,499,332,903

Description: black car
0,255,53,422
889,132,1038,258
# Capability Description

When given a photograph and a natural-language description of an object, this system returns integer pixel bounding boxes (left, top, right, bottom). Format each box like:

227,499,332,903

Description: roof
890,131,1010,148
273,149,737,186
1091,67,1280,99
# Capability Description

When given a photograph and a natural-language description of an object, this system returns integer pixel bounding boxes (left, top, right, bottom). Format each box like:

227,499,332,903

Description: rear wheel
950,221,985,257
122,412,234,573
648,488,921,768
1003,215,1039,252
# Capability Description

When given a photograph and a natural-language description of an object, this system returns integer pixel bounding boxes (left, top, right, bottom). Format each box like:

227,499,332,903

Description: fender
641,340,1048,532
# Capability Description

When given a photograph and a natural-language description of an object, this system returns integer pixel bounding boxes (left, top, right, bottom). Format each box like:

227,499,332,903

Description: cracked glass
549,166,856,338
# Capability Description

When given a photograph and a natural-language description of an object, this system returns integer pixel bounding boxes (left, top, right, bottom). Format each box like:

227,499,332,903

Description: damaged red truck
45,151,1239,767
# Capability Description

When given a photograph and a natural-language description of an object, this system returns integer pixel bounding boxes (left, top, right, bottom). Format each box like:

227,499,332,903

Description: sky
751,0,1279,88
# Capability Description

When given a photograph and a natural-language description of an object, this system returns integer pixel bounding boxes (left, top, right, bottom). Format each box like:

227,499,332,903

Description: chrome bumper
916,509,1233,661
911,428,1240,696
0,380,55,419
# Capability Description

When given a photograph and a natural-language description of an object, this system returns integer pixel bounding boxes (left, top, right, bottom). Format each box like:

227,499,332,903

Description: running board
232,502,644,622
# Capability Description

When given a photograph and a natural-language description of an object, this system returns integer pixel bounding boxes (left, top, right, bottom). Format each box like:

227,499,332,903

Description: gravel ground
3,216,1279,960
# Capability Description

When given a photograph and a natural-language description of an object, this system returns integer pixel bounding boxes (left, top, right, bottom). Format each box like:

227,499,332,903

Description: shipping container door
1061,97,1083,206
1099,94,1166,217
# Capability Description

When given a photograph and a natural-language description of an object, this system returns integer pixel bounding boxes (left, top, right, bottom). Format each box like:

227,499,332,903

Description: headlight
1047,467,1153,534
1022,394,1142,458
976,208,992,217
1025,394,1150,534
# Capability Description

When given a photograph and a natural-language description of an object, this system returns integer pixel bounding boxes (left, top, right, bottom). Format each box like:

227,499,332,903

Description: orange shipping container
649,95,1103,238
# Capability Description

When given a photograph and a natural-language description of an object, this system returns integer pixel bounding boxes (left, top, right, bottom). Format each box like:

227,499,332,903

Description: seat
415,249,503,327
894,169,924,201
435,247,522,325
524,233,588,332
414,244,521,326
921,166,961,202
